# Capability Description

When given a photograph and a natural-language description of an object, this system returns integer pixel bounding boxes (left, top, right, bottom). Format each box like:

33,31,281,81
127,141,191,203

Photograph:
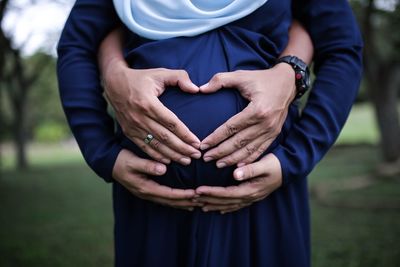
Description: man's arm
57,0,199,209
195,1,363,212
272,0,363,185
57,0,121,182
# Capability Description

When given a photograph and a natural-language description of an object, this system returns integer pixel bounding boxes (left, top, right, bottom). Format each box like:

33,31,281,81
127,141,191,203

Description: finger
196,184,256,199
194,196,245,205
238,140,272,165
199,71,244,93
130,136,171,164
146,196,202,210
202,204,241,212
131,127,191,166
125,154,168,176
161,69,199,94
233,158,269,181
200,104,255,150
133,130,192,166
145,119,201,160
136,178,197,200
215,134,273,168
148,99,201,148
220,203,252,214
203,123,262,164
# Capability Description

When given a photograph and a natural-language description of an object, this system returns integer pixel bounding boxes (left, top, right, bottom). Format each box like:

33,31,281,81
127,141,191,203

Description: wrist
275,56,311,99
101,59,131,92
271,63,297,101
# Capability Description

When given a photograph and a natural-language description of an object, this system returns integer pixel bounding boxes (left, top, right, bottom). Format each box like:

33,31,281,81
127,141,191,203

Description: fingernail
235,169,244,180
188,208,194,211
191,152,202,159
200,144,209,150
180,157,191,165
217,162,226,168
204,156,213,162
155,164,166,174
203,207,208,212
192,142,201,149
221,211,226,215
237,162,246,167
200,83,209,89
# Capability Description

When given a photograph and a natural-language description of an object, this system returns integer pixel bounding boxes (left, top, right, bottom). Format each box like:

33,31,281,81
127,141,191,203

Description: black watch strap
276,55,311,98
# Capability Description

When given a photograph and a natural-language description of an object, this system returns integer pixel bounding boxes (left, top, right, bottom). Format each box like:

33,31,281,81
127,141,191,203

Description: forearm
280,20,313,65
98,28,127,79
273,0,363,185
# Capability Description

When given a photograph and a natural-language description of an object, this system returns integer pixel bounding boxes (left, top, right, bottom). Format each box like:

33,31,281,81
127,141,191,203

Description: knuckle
150,139,161,149
254,109,268,120
144,161,154,174
136,184,148,196
245,145,256,156
225,123,238,136
246,165,255,179
224,154,240,165
213,73,224,84
178,69,188,77
158,131,170,143
136,99,151,113
166,121,177,133
140,143,149,152
234,138,248,149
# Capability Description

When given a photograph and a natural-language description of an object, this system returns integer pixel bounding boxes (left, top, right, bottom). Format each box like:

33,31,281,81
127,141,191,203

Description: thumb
162,69,199,93
200,71,242,93
124,150,167,176
233,155,273,181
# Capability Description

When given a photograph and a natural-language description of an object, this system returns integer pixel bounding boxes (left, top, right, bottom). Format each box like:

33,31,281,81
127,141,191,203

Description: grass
336,102,380,145
0,164,114,267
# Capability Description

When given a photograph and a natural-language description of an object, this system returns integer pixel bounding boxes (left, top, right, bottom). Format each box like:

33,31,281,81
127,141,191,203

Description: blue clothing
57,0,363,266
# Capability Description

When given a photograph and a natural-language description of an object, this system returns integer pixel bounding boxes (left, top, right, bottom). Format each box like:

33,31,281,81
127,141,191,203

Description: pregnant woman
57,0,363,266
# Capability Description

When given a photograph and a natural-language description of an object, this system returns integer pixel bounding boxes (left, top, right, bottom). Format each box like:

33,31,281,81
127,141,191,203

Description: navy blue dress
57,1,363,266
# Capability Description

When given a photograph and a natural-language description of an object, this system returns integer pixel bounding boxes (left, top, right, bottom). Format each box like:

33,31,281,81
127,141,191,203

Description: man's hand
103,64,202,165
199,64,296,168
113,149,202,210
194,153,283,213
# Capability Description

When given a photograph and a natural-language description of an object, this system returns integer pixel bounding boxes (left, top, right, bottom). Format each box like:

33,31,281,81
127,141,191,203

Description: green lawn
0,145,399,267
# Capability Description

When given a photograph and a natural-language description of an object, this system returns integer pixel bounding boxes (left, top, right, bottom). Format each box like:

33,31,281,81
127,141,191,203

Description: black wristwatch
275,55,311,99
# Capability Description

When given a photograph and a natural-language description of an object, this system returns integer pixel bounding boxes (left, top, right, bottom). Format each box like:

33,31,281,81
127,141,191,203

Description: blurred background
0,0,399,266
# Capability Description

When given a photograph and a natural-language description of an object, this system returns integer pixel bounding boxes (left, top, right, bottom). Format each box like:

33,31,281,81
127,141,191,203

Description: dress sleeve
272,0,364,185
57,0,122,182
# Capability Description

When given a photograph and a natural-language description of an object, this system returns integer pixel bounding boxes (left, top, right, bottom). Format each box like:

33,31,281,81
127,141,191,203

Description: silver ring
144,134,154,144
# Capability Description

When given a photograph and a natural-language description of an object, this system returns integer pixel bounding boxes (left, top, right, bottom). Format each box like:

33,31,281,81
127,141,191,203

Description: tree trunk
370,76,400,162
13,93,28,169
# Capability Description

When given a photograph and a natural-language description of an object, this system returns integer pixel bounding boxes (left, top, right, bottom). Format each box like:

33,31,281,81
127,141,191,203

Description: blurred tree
0,0,52,169
352,0,400,163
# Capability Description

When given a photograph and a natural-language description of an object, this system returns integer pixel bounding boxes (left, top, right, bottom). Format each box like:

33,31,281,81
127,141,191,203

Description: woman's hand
194,153,283,213
199,64,296,167
113,149,202,211
103,63,202,165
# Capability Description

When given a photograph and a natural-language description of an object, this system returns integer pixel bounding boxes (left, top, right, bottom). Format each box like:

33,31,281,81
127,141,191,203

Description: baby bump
120,87,248,189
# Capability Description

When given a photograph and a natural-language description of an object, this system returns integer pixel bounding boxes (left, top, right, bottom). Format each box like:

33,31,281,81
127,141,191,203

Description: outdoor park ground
0,103,399,267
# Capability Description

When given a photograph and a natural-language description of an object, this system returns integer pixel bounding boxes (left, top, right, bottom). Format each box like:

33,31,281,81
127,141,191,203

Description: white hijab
113,0,268,40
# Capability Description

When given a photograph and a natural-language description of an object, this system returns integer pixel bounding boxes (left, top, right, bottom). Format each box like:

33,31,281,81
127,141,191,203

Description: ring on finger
144,133,154,144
